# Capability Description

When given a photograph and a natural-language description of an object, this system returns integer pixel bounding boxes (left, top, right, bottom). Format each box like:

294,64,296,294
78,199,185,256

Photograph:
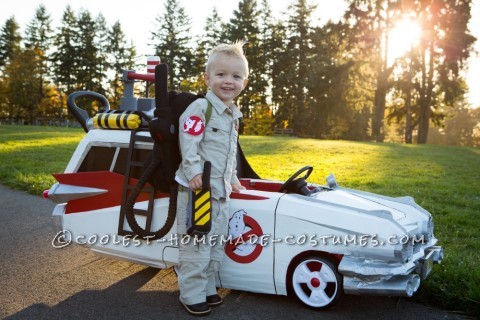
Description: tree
386,54,420,143
51,7,109,116
4,48,42,124
307,21,370,140
226,0,262,118
24,5,53,113
107,21,137,108
443,104,479,146
202,8,228,56
74,10,110,115
0,17,22,70
0,76,8,121
343,0,400,142
412,0,475,143
382,0,476,143
150,0,193,89
0,17,22,123
243,104,274,135
76,10,105,95
182,8,229,94
256,0,275,105
38,83,64,121
51,6,78,95
345,0,476,144
94,13,110,93
271,0,316,136
24,5,53,59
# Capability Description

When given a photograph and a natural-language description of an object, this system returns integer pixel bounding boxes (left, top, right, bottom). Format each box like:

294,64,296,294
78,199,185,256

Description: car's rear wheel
289,256,342,310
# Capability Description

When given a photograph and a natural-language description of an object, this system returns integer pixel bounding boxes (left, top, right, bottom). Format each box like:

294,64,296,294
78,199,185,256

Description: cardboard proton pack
45,57,444,311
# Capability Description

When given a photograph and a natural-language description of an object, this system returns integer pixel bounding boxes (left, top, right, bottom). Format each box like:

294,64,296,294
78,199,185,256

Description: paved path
0,184,467,319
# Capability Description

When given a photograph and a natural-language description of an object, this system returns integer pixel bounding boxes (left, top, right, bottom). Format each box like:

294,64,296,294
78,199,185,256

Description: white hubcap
292,259,338,307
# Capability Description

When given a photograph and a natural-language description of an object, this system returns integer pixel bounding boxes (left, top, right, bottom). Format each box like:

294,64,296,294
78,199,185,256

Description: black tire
288,256,343,310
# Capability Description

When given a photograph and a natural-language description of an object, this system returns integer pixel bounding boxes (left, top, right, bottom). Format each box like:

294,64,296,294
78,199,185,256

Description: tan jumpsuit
175,90,242,305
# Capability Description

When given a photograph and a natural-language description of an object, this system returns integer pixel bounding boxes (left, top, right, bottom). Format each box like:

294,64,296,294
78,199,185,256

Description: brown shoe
180,300,211,316
206,294,223,307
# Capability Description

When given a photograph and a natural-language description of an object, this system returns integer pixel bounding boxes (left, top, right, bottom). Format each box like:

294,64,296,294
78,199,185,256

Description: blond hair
206,41,249,76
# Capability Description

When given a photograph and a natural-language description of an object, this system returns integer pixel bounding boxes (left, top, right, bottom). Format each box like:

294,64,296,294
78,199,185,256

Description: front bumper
415,246,444,279
340,246,444,297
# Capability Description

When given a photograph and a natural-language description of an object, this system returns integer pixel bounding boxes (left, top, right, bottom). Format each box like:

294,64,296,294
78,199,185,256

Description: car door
217,190,281,294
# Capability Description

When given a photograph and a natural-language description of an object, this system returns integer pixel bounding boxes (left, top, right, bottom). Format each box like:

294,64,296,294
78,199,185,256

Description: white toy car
44,62,443,310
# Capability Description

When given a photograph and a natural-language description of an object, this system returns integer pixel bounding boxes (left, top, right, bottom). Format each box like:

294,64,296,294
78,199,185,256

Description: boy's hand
189,174,203,190
232,183,246,193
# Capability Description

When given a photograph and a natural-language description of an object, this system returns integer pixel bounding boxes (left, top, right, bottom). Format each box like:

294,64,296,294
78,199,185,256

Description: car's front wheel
289,256,342,310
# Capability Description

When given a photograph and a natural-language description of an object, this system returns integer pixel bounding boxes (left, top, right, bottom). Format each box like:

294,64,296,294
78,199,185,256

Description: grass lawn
1,125,479,316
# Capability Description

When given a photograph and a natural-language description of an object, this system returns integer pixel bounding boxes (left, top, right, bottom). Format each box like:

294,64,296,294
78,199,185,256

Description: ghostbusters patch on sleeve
183,116,205,136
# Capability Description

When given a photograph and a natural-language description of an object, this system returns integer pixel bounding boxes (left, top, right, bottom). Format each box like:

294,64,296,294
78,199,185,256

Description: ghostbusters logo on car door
225,210,264,264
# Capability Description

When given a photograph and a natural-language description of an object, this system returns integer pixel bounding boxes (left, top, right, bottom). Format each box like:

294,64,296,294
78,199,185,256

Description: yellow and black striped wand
187,161,212,236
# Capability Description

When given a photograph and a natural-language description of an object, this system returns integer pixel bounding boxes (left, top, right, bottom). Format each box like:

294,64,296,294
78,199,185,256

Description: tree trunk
372,11,391,143
373,71,388,142
405,96,413,144
405,61,413,144
417,100,430,144
417,40,435,144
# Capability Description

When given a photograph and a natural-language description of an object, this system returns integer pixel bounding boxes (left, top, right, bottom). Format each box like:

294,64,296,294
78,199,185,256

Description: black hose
124,63,177,240
124,143,177,240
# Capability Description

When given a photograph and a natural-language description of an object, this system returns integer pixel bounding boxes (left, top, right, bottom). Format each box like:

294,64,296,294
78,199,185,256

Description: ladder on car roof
118,129,156,237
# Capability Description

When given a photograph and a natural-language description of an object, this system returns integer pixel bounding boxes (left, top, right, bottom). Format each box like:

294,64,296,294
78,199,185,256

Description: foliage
271,0,316,137
343,0,476,144
227,0,263,118
242,104,274,135
3,49,43,123
307,22,372,140
202,8,229,55
76,10,105,97
343,0,400,142
150,0,193,89
23,5,53,119
106,21,137,108
0,0,478,146
50,6,78,95
428,104,480,147
404,0,475,144
0,16,22,69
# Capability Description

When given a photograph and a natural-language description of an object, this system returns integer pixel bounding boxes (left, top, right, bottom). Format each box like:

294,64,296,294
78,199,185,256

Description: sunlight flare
388,16,422,63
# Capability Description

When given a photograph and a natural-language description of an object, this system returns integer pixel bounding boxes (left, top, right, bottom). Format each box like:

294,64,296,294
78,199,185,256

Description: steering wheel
279,166,313,194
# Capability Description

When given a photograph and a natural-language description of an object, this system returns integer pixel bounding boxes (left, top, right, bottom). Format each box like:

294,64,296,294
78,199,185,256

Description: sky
1,0,479,107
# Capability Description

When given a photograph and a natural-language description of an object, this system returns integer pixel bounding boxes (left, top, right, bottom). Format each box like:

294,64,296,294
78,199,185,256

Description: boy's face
204,53,248,106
